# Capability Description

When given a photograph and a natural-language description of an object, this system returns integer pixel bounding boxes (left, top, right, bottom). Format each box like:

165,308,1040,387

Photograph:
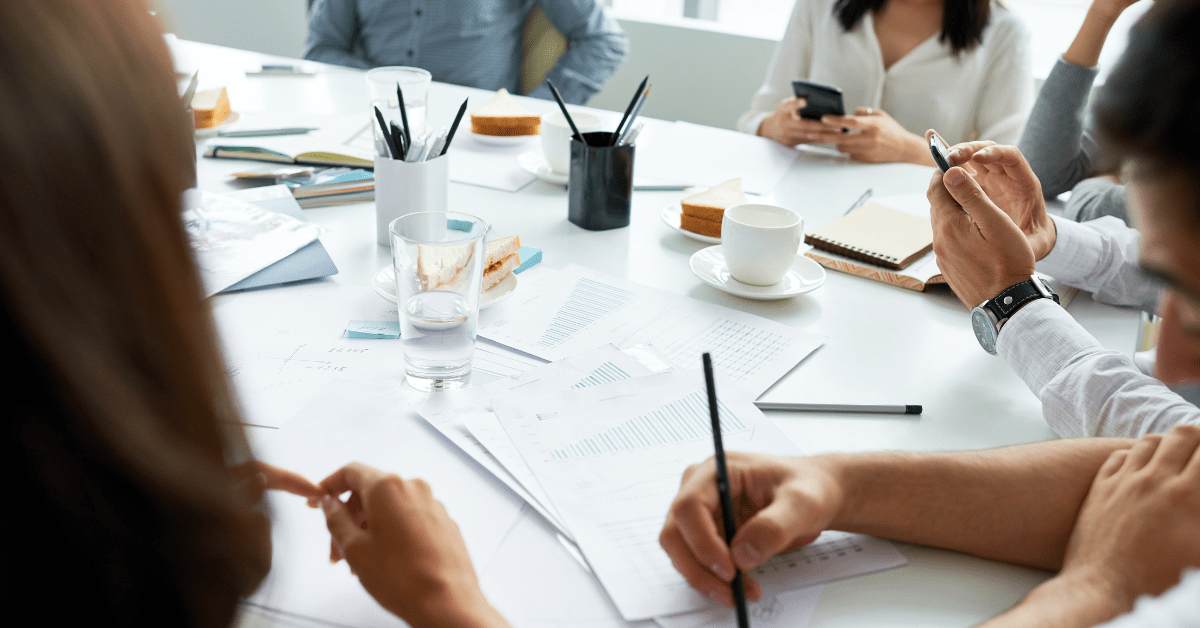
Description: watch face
972,307,998,355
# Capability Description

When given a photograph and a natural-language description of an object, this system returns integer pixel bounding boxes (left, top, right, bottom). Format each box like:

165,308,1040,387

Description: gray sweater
1017,59,1127,223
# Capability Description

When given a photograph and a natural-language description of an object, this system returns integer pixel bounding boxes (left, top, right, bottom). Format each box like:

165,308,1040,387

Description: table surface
174,38,1141,628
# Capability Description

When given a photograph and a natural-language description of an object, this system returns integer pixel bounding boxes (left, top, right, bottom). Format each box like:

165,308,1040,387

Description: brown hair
0,0,269,625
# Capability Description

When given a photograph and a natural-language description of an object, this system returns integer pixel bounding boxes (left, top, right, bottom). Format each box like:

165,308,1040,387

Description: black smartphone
791,80,845,120
930,133,952,172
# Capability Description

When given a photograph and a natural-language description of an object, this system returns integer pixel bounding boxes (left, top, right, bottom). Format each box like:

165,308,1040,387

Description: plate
194,111,242,138
469,130,538,147
689,245,826,300
661,203,721,244
372,265,517,309
517,150,568,185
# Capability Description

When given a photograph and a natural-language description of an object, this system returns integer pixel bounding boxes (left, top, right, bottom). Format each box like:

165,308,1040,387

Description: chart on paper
478,265,826,397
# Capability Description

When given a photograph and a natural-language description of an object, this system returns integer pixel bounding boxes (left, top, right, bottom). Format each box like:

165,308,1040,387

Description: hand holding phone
930,132,952,172
791,80,845,120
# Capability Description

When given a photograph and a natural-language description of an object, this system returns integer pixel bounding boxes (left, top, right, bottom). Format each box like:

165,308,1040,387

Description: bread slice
470,89,540,136
680,178,747,223
192,87,231,129
680,214,723,238
417,243,475,292
483,235,521,290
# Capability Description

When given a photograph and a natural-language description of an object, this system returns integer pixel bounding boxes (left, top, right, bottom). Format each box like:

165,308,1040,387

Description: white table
175,39,1140,628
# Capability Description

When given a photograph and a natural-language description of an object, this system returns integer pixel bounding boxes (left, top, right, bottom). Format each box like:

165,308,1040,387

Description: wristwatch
971,276,1060,355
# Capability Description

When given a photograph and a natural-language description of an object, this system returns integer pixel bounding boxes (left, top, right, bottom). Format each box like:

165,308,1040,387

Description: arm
1062,176,1128,223
973,13,1034,146
1037,215,1162,309
525,0,627,105
736,0,814,135
305,0,372,70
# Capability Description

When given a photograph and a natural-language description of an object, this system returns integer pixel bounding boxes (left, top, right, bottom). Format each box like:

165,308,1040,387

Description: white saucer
517,150,568,185
689,246,826,300
469,131,538,147
661,203,721,244
194,111,241,138
373,265,517,308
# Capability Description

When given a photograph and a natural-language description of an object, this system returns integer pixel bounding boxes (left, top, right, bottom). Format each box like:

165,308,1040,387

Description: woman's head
833,0,993,55
0,0,268,624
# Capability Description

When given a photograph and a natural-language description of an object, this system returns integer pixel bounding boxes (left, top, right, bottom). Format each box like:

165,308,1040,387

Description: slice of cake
192,87,231,129
470,89,540,137
679,178,747,237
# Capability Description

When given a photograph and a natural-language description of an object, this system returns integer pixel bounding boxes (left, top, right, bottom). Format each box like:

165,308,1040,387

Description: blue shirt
306,0,627,104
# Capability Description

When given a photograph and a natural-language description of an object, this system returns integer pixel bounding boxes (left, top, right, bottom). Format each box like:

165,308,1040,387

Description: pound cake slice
679,178,747,237
192,87,231,129
470,89,540,136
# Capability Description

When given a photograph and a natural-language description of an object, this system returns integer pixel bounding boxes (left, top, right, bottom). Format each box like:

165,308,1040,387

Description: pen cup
375,154,449,246
568,132,634,231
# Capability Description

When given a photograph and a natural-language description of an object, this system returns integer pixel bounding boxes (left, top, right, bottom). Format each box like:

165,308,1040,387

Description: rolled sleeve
1036,215,1162,310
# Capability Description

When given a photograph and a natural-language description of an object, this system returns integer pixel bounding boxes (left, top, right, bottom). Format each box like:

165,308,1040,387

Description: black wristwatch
971,275,1060,355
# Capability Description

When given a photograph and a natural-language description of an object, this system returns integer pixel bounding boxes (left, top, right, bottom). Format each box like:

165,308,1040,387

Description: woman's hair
833,0,992,55
1095,0,1200,202
0,0,269,625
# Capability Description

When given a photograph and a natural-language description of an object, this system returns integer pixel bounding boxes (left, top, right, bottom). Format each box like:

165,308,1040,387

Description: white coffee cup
542,111,602,174
721,204,804,286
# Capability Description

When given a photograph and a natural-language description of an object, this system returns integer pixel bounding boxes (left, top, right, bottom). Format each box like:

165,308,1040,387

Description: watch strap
984,277,1059,322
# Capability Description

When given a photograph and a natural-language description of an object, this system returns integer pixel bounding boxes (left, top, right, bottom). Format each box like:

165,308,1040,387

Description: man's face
1129,168,1200,384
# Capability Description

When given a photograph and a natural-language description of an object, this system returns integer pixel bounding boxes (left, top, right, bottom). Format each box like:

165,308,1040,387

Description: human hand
758,97,847,146
659,452,843,608
1060,425,1200,605
944,138,1057,260
232,460,323,501
821,108,930,165
927,155,1037,308
319,463,510,628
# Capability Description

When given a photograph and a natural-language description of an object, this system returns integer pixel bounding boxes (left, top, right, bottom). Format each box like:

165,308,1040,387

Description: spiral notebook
804,202,933,270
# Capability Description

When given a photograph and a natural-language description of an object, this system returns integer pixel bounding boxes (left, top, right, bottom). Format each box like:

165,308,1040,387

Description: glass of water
366,67,431,156
390,212,488,391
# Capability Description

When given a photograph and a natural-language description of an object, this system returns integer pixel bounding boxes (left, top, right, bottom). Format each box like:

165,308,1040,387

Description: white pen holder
375,154,449,246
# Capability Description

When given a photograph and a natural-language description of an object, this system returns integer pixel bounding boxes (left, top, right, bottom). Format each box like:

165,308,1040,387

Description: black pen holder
568,132,634,231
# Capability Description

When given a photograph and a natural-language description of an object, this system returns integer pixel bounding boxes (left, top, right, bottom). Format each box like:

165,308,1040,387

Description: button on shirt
306,0,627,105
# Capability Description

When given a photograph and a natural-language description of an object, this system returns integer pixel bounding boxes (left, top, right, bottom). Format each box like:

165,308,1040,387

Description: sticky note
514,247,542,274
345,320,400,339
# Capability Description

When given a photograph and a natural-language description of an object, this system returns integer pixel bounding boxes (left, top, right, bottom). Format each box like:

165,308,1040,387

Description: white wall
152,0,309,59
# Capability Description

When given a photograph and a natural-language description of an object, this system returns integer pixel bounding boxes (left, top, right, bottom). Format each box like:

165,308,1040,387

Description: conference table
172,37,1141,628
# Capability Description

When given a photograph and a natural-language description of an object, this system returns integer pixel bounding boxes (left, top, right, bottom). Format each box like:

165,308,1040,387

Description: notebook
222,185,338,292
804,202,933,270
204,116,375,169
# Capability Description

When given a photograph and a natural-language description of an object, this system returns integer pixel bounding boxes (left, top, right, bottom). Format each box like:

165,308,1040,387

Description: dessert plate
689,245,825,300
517,150,569,185
194,111,242,138
373,265,517,309
661,203,720,244
469,131,538,147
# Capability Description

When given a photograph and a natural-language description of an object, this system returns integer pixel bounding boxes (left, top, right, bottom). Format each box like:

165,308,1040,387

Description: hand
758,97,847,146
927,150,1037,308
944,138,1057,260
821,108,931,165
1061,425,1200,604
319,463,510,628
659,452,843,608
232,460,323,501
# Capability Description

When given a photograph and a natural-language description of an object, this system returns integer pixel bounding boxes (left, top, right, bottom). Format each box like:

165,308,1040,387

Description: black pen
390,121,407,160
612,75,648,146
546,79,584,144
373,106,396,159
397,82,412,147
441,98,469,157
702,353,750,628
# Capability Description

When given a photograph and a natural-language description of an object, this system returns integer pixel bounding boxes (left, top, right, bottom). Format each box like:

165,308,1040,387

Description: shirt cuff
996,298,1103,397
1036,215,1105,283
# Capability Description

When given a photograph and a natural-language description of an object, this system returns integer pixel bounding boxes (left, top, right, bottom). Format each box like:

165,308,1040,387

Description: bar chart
536,277,638,349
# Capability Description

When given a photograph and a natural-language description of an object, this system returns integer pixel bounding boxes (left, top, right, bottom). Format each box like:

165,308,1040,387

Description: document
478,265,826,398
656,586,823,628
636,121,799,195
447,133,538,192
492,369,802,620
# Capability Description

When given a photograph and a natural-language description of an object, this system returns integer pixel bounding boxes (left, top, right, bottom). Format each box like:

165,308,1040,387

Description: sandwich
483,235,521,291
679,178,748,238
470,89,540,137
192,87,231,129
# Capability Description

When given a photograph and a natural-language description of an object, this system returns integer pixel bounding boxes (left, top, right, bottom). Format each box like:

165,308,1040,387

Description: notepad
804,202,933,270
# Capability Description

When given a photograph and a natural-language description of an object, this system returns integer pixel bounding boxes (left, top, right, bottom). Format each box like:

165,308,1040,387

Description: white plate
372,265,517,308
517,150,568,185
661,203,721,244
469,131,538,147
194,111,241,138
689,245,826,300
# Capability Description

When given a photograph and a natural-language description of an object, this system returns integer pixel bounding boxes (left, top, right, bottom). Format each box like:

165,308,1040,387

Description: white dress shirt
1098,570,1200,628
996,216,1199,438
737,0,1033,146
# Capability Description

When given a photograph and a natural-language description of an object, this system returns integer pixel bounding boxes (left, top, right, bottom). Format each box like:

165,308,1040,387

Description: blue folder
223,185,338,292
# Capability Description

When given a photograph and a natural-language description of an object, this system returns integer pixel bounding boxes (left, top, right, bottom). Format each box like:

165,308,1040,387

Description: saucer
373,265,517,308
517,150,568,185
469,131,538,147
689,246,825,300
194,111,242,138
661,203,720,244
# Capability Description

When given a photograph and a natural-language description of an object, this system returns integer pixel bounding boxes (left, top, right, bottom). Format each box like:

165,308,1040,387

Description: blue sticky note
514,247,542,274
345,320,400,339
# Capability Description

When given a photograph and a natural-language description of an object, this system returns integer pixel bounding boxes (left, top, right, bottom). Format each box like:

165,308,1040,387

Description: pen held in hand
703,353,751,628
546,79,584,144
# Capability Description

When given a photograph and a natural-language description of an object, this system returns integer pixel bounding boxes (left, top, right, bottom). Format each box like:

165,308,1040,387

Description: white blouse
738,0,1033,146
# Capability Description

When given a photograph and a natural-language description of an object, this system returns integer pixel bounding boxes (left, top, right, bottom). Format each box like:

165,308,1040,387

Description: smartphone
929,133,952,172
791,80,845,120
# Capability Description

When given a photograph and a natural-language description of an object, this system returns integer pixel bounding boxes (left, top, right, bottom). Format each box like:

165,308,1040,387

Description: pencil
373,106,396,159
611,75,648,146
397,83,412,147
614,85,650,147
441,98,469,157
702,353,750,628
546,79,584,144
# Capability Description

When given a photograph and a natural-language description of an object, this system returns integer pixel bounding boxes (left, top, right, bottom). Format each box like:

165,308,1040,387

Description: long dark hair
834,0,992,54
0,0,270,625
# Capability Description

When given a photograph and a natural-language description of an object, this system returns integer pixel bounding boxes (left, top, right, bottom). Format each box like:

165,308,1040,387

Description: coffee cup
542,111,602,174
721,204,804,286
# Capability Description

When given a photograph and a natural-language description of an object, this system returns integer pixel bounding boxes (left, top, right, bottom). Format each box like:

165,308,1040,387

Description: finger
321,495,366,561
967,144,1022,167
852,106,880,116
729,489,817,571
820,115,862,130
927,169,963,232
319,462,387,497
1123,434,1164,472
946,141,998,167
329,538,342,564
669,496,737,582
660,525,736,607
257,462,323,498
942,167,1026,234
1150,424,1200,474
1098,449,1130,478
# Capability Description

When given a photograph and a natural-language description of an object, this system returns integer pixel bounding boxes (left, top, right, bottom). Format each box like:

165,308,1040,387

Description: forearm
821,438,1130,570
1063,4,1123,68
983,571,1134,628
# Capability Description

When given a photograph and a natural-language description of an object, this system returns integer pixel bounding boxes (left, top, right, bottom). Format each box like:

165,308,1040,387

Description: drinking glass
389,212,488,391
366,67,431,156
